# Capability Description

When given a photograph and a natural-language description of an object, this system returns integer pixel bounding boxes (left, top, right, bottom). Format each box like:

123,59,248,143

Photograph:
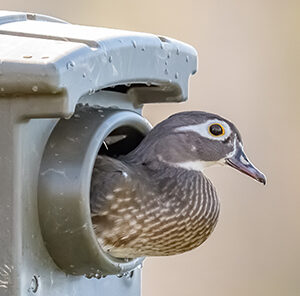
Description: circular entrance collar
38,105,151,276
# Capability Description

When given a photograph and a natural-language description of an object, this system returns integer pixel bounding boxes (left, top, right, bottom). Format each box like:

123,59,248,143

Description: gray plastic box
0,10,197,296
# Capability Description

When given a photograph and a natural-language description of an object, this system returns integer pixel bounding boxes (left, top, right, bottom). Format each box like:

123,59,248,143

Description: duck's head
132,111,266,184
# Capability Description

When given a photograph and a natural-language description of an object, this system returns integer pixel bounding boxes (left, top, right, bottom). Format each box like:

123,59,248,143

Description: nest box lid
0,11,197,114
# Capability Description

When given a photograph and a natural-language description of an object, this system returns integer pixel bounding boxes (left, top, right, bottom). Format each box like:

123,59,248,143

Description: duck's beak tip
225,147,266,186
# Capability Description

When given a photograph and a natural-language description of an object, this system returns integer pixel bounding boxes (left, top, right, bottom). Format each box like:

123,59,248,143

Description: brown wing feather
90,155,149,255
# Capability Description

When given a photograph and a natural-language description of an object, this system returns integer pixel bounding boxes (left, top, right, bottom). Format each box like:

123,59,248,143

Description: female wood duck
90,111,266,258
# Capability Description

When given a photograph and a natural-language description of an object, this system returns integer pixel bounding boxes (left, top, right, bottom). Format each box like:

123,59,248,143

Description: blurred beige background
2,1,299,295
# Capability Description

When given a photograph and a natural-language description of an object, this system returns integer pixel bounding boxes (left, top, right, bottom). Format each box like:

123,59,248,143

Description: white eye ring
175,119,232,141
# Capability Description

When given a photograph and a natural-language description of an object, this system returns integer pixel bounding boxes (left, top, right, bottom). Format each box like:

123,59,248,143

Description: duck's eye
209,124,225,136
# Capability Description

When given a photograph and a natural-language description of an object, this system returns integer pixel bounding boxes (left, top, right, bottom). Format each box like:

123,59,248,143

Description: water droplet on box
66,61,75,70
89,88,96,95
175,72,179,79
108,56,113,63
164,69,169,75
28,275,39,293
132,40,137,48
32,85,38,92
186,56,189,63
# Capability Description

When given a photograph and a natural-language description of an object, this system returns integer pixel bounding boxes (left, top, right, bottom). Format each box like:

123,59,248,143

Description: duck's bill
225,147,266,185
